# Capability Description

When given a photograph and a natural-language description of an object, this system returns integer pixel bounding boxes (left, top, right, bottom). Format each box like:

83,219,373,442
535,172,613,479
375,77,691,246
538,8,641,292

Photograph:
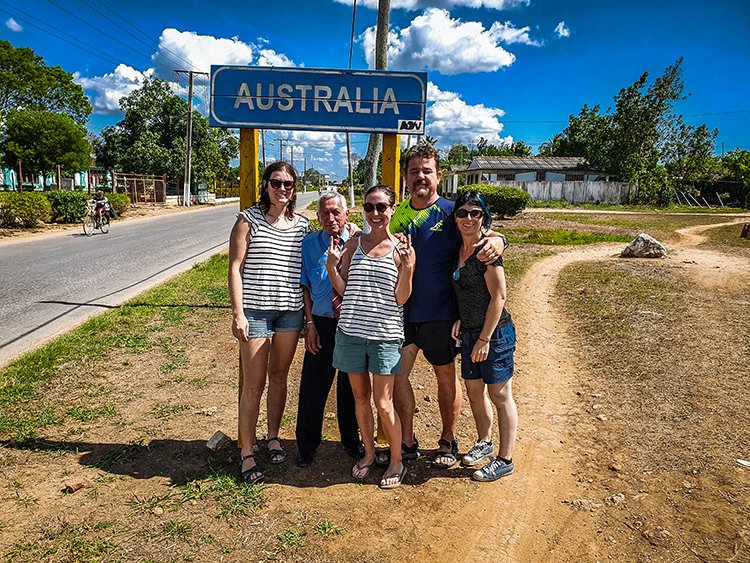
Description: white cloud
5,18,22,32
335,0,529,10
489,21,540,46
75,64,154,115
554,21,570,38
77,29,297,115
425,81,511,146
151,28,254,75
361,8,516,74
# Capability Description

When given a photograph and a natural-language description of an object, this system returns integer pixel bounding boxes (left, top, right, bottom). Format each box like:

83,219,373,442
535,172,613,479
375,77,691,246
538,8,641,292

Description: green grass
503,227,632,245
5,522,119,561
539,212,739,233
152,402,190,419
64,402,116,422
162,520,192,541
701,222,750,247
314,519,343,536
178,471,265,519
0,253,230,442
277,528,305,550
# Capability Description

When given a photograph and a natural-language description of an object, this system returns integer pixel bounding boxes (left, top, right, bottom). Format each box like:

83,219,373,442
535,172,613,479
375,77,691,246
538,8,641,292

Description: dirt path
438,224,750,561
675,219,748,246
408,243,623,561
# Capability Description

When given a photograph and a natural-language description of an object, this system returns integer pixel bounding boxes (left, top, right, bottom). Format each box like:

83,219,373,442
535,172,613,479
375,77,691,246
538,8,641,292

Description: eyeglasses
455,208,483,219
363,202,390,213
269,179,295,190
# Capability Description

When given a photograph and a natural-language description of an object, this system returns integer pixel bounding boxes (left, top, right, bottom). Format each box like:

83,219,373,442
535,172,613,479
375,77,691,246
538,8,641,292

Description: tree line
1,41,747,206
0,40,238,189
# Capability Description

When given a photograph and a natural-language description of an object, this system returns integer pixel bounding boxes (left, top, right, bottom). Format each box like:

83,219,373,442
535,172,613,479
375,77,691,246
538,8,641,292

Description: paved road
0,192,319,367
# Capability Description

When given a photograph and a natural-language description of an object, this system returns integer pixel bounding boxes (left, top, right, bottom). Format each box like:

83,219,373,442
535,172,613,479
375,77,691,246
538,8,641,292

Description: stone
62,477,89,493
741,223,750,239
206,430,233,452
609,463,623,472
605,493,626,506
620,233,667,258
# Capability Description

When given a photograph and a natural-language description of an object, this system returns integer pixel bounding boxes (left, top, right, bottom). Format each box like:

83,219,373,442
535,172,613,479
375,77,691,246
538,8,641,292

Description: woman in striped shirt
327,185,416,489
229,161,310,483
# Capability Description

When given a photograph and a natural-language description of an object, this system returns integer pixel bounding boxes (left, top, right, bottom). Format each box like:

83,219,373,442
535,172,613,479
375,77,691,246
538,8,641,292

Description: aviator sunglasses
455,208,484,219
268,179,295,190
362,202,390,213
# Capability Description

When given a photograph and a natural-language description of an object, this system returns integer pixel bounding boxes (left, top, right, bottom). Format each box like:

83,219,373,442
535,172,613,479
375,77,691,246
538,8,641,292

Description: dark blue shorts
460,321,516,384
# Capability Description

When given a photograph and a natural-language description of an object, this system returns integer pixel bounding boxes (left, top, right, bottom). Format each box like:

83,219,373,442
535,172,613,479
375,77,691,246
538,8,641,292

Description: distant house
441,156,630,204
462,156,605,185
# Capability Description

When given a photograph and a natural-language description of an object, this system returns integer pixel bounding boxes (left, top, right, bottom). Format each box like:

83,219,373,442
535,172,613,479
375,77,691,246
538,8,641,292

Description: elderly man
385,143,508,469
295,192,363,466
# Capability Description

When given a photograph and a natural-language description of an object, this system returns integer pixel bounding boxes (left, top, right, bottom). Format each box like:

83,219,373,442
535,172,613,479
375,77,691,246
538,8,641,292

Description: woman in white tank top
326,185,416,489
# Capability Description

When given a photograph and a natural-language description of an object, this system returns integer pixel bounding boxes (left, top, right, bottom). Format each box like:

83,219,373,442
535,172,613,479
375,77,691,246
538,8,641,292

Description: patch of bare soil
1,221,748,561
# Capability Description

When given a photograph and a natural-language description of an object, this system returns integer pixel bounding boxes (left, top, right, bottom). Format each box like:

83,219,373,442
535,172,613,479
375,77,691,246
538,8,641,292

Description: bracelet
478,336,489,343
305,320,314,325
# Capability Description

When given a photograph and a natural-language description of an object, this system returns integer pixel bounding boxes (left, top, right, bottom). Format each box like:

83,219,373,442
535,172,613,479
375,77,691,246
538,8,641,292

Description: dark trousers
295,315,359,457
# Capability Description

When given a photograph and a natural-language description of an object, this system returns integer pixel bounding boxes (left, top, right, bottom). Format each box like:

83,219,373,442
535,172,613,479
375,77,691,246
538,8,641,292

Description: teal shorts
332,330,403,376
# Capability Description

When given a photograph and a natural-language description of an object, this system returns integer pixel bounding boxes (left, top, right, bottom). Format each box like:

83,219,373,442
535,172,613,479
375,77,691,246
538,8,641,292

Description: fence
114,173,167,203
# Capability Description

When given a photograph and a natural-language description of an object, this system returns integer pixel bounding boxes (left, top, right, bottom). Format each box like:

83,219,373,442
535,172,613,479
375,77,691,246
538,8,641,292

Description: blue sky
2,0,749,180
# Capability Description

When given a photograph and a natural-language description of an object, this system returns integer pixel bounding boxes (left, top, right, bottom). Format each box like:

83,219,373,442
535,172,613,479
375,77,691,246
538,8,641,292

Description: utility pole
175,69,208,207
279,139,284,161
363,0,390,190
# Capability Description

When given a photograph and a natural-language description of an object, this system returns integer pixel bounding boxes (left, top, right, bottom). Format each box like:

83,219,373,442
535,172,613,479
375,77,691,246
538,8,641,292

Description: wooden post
238,128,260,445
239,128,259,210
382,133,401,201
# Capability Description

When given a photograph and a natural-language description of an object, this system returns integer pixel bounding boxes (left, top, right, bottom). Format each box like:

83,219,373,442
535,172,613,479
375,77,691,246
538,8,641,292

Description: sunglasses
268,179,295,190
363,202,390,213
455,208,484,219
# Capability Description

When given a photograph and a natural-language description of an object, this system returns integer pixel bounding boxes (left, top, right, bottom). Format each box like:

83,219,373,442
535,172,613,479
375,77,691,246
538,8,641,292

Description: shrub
45,190,89,223
0,192,52,227
458,184,531,217
107,193,130,216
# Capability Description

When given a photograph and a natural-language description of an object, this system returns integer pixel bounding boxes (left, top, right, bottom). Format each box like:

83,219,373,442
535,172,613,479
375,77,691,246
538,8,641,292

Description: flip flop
351,458,375,480
379,464,407,489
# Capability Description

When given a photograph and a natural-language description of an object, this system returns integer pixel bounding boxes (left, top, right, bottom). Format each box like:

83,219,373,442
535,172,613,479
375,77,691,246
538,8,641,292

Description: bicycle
83,202,110,236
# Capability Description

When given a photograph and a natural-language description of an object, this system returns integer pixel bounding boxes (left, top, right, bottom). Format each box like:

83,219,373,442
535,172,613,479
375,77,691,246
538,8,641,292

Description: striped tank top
337,238,404,340
238,206,310,311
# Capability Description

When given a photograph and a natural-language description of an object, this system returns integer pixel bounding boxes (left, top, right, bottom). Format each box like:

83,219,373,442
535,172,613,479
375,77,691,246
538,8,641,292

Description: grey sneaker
472,458,514,482
462,440,494,467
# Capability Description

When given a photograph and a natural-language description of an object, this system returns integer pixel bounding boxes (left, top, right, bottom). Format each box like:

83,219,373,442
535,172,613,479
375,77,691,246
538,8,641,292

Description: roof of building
466,156,594,172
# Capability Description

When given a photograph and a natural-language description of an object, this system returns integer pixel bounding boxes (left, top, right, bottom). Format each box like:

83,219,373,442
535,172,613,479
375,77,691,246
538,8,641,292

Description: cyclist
92,190,109,226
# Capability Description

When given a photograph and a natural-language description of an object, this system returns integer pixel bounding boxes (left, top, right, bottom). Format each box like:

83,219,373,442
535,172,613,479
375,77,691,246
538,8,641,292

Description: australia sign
210,66,427,135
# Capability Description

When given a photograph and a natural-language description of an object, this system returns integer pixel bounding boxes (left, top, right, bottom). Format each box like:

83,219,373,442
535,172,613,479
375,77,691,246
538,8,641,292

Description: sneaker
462,440,494,467
472,458,514,482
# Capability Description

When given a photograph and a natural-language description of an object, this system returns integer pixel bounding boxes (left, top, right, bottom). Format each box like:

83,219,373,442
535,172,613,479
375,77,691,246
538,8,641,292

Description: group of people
228,144,518,489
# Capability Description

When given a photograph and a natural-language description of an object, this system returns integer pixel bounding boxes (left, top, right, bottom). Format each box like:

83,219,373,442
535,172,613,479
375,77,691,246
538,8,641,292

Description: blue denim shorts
460,321,516,384
243,308,304,338
332,330,403,375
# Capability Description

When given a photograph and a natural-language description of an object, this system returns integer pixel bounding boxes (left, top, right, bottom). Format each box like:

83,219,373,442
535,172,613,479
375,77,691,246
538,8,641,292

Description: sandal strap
241,453,255,462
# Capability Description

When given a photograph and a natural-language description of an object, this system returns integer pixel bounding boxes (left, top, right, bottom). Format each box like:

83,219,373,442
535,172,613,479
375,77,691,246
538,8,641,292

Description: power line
45,0,155,62
0,4,121,65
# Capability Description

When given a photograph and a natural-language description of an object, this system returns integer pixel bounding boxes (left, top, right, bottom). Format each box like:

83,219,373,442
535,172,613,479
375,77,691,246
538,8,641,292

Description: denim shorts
332,330,403,375
460,321,516,384
243,308,304,338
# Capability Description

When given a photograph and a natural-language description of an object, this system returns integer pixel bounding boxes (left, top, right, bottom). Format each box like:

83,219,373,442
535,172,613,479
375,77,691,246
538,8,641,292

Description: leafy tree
94,78,238,184
0,40,91,124
721,149,750,207
1,109,91,184
541,59,717,205
446,144,471,166
663,123,720,185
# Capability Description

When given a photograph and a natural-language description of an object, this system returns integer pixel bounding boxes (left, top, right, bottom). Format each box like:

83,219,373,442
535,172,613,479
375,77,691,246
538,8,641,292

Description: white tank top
337,239,403,340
